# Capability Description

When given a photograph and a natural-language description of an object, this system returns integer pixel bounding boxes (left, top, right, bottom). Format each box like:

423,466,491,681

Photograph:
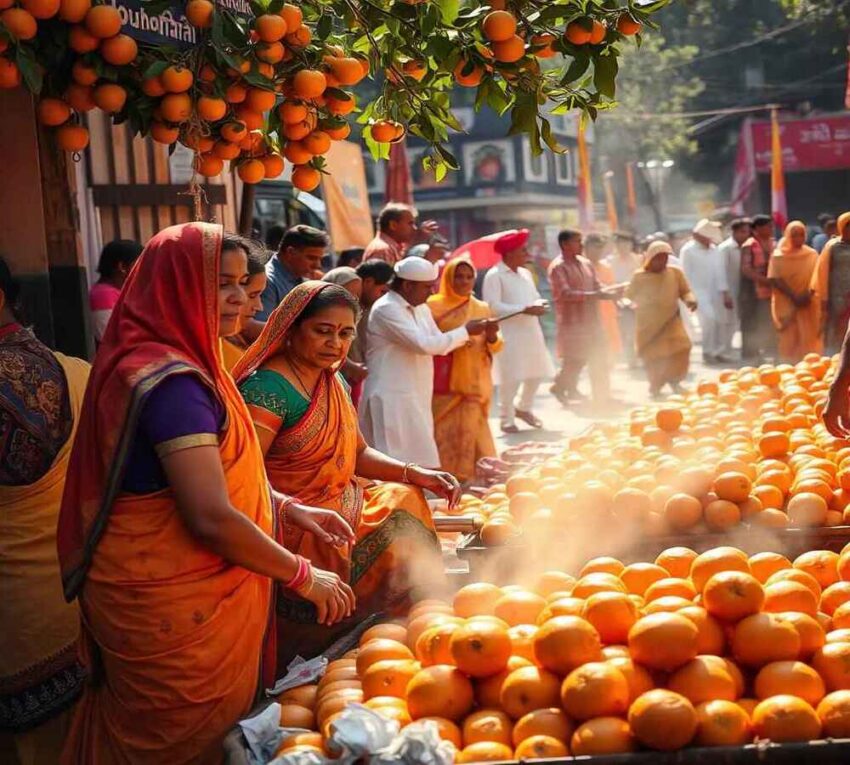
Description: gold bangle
402,463,416,483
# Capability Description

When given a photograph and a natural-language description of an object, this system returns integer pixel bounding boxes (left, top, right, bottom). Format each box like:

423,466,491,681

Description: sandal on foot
515,410,543,429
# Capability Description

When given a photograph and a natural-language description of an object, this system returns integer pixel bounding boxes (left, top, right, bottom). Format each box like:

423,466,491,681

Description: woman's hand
824,384,850,437
408,466,462,509
297,567,356,625
287,503,355,547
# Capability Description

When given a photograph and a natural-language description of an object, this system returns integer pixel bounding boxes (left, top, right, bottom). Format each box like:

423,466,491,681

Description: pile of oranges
275,544,850,761
464,355,850,546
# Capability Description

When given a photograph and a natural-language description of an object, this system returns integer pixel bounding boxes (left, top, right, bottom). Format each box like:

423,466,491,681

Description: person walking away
767,221,821,363
256,224,329,319
739,214,776,362
236,283,456,665
626,242,698,399
343,259,394,408
605,232,640,367
812,218,838,255
548,230,617,406
716,218,751,359
812,212,850,355
0,259,89,764
482,229,554,433
363,203,440,265
427,258,503,482
680,219,728,363
57,225,354,764
221,239,269,373
360,257,488,465
585,233,622,364
89,240,142,345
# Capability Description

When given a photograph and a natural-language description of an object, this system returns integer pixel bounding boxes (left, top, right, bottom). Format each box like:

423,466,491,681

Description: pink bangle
285,555,310,591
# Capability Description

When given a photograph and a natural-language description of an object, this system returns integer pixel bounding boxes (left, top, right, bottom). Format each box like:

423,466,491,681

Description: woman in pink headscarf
768,220,821,362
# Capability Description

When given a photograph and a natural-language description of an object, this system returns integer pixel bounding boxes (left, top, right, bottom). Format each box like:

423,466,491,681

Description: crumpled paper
239,702,284,765
268,705,454,765
266,655,329,696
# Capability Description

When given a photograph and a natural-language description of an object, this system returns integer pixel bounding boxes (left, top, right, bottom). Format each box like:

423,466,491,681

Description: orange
581,591,638,644
588,19,607,43
454,58,483,87
356,638,413,676
560,661,629,720
753,484,784,509
694,700,752,746
453,582,502,618
361,659,419,700
292,69,326,99
291,164,321,192
628,613,698,671
302,130,331,156
834,601,850,629
245,87,276,113
645,595,694,614
645,577,697,602
161,65,193,93
406,665,474,721
565,19,592,46
285,24,311,48
678,606,726,655
532,615,602,675
620,562,668,596
197,96,228,122
763,580,819,617
752,695,822,742
475,656,531,709
514,735,568,758
795,550,840,588
731,613,801,667
664,494,702,531
817,690,850,737
37,98,71,127
255,12,286,42
329,57,365,86
449,619,510,678
759,431,790,457
141,76,166,97
185,0,213,27
277,684,317,709
612,488,652,524
492,35,525,63
279,703,314,728
511,708,572,746
690,547,749,593
56,123,89,152
225,82,247,104
580,556,625,577
507,624,536,662
702,571,764,622
149,121,178,145
58,0,90,23
68,24,99,52
93,82,126,113
370,120,401,143
493,590,545,626
536,597,584,624
481,10,516,42
776,611,825,657
322,122,350,141
461,709,512,746
160,93,192,123
417,717,462,747
821,582,850,616
748,552,791,583
656,547,698,578
668,655,739,705
533,571,576,597
656,406,683,432
85,4,120,37
195,154,223,178
65,83,95,111
628,689,698,751
278,2,301,29
456,742,512,762
479,518,517,546
2,8,37,39
499,665,560,719
100,34,138,66
363,696,410,726
570,716,636,755
754,660,826,705
360,622,407,645
714,471,752,503
767,568,822,599
704,499,741,531
811,642,850,691
277,731,325,754
416,620,461,667
71,60,98,86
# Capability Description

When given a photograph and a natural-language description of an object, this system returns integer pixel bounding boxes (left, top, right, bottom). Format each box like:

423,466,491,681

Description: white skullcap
693,218,723,245
394,256,438,283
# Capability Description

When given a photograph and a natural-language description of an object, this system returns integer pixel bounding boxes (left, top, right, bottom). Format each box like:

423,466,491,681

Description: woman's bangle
279,495,301,527
285,555,311,592
402,463,416,483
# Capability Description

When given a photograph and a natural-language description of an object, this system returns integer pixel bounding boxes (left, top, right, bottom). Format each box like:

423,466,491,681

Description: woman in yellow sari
0,259,89,764
427,257,503,482
56,224,353,765
235,282,457,665
768,220,821,363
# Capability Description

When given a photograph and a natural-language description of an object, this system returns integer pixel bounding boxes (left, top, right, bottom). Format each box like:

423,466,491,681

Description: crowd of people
4,200,850,763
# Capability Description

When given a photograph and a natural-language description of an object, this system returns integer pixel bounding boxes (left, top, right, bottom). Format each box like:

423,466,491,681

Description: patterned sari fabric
57,223,274,765
234,282,439,665
0,340,88,751
426,258,503,482
812,213,850,354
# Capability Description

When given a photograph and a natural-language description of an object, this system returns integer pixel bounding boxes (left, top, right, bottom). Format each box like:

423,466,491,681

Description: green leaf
325,87,352,101
434,142,459,170
15,48,42,94
316,13,332,40
594,52,619,98
436,0,459,24
562,54,591,85
540,117,565,153
143,60,169,79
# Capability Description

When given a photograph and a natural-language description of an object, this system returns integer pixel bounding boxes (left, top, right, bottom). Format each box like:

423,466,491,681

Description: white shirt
482,261,555,385
359,290,469,466
680,239,726,321
717,236,742,305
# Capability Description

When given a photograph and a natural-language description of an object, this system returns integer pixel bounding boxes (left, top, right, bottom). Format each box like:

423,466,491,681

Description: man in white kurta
360,257,488,466
680,219,730,363
716,218,752,358
482,229,555,433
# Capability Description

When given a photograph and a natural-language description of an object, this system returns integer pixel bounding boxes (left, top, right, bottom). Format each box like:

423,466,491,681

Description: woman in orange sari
56,224,354,765
221,240,269,373
427,257,503,482
235,282,458,665
768,220,821,363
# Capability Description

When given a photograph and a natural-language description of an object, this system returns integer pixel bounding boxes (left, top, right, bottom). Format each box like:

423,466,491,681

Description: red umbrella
451,230,519,270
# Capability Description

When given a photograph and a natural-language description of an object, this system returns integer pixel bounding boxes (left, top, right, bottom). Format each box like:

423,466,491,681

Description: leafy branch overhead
0,0,672,183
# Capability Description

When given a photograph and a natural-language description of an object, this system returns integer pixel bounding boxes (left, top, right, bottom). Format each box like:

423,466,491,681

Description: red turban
493,228,530,255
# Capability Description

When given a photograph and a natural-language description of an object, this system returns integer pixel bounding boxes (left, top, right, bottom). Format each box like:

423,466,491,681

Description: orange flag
770,108,788,230
577,115,595,229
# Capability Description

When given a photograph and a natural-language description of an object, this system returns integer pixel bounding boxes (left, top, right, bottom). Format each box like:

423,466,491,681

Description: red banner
750,113,850,173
